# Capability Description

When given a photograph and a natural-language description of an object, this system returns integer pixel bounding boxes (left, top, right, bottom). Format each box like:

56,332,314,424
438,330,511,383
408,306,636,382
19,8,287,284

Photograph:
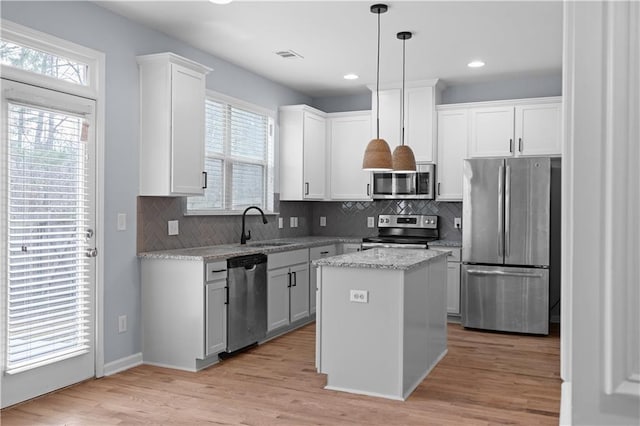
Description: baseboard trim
560,381,571,426
103,352,143,376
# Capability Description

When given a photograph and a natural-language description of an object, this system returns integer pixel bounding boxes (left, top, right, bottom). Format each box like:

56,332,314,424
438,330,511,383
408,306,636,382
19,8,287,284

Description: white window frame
186,90,276,215
0,20,106,377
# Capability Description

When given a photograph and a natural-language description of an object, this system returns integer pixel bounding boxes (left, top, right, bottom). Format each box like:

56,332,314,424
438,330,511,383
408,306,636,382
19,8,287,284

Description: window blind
6,102,91,374
188,97,274,213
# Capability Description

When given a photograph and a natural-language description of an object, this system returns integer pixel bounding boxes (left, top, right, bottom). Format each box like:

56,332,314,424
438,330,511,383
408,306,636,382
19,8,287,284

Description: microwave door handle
497,165,504,258
504,165,511,258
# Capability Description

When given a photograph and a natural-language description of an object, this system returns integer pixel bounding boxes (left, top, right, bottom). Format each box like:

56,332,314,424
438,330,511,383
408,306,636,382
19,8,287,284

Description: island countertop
312,248,449,271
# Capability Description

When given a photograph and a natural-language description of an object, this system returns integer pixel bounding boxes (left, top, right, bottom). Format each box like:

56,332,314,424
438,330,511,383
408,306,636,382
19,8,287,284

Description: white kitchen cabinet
327,111,373,200
340,243,362,254
205,280,227,356
436,108,468,201
370,80,441,163
309,244,337,314
267,249,310,333
137,53,211,196
141,258,226,371
279,105,327,200
446,262,461,315
469,97,562,158
515,102,562,156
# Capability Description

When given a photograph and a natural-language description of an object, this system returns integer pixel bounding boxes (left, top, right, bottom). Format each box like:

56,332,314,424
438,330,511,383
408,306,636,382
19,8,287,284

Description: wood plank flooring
1,323,560,425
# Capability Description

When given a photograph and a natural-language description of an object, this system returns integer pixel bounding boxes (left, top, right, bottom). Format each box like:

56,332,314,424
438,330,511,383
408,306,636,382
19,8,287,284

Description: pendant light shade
363,4,392,171
392,31,417,173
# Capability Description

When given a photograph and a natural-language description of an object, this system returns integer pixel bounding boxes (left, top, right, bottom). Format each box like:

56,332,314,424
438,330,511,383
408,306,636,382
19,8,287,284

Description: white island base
314,249,448,401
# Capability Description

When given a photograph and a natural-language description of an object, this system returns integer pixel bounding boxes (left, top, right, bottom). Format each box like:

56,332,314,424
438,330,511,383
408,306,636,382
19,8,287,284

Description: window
187,94,275,214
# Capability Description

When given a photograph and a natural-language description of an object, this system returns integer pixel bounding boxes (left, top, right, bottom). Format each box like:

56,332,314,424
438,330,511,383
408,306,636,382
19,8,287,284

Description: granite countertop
312,248,449,271
138,236,363,261
428,240,462,248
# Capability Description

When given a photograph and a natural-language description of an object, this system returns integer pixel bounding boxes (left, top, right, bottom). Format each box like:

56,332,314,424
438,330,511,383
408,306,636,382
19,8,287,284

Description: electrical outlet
168,220,179,235
320,216,326,227
118,315,127,333
278,217,283,229
350,289,369,303
454,217,462,229
117,213,127,231
367,217,375,228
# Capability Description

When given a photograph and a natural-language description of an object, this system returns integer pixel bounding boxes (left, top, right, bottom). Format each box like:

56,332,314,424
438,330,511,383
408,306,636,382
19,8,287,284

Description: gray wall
1,1,310,364
310,72,562,112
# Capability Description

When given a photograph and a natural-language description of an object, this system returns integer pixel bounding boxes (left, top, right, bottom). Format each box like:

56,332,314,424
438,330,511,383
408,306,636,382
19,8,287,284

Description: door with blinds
1,79,96,408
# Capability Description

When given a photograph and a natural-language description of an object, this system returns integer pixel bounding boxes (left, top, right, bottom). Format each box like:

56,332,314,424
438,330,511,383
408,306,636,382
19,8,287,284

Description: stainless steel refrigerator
462,157,550,335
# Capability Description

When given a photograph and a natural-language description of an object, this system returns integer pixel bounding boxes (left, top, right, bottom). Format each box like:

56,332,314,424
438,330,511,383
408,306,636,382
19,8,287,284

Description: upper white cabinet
137,53,211,196
469,97,562,158
327,111,373,200
279,105,327,200
369,80,441,163
436,108,468,201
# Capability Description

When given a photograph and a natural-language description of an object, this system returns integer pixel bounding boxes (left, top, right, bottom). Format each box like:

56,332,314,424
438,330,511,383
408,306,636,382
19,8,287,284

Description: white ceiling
96,0,563,98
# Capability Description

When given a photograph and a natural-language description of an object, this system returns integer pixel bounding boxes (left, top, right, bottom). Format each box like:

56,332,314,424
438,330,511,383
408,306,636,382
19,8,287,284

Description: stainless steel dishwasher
226,253,268,353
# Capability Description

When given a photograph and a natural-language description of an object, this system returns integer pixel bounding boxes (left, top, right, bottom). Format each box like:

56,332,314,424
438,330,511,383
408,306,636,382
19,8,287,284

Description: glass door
1,79,96,408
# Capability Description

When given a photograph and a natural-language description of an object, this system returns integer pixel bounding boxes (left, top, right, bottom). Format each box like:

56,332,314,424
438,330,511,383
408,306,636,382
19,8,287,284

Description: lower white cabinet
141,258,227,371
267,249,310,333
309,245,337,314
446,262,461,315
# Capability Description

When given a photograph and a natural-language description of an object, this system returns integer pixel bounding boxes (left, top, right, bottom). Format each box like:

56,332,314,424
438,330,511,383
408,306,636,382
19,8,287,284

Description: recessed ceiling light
343,74,359,80
209,0,233,4
468,60,485,68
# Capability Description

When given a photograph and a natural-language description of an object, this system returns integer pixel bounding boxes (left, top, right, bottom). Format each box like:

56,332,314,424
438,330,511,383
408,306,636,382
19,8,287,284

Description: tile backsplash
310,200,462,241
137,195,311,252
137,196,462,253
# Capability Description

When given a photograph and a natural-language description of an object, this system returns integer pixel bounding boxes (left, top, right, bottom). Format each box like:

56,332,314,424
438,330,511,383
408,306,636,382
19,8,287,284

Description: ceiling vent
275,50,304,59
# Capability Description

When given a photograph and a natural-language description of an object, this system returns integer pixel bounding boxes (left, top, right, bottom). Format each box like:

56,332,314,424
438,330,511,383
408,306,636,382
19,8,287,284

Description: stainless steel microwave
372,164,435,199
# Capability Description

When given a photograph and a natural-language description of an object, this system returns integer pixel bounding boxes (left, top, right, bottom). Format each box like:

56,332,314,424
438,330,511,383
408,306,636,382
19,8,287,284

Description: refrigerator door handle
466,269,544,279
497,165,505,257
505,165,511,257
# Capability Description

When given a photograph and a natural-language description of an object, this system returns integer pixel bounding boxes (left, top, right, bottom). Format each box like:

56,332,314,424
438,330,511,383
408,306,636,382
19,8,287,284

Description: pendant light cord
376,9,381,139
401,36,405,146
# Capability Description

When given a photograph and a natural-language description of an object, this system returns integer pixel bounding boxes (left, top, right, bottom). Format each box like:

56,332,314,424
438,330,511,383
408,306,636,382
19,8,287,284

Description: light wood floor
1,323,560,425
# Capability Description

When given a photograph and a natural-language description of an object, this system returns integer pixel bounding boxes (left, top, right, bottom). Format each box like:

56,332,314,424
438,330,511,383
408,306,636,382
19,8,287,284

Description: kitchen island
313,248,449,401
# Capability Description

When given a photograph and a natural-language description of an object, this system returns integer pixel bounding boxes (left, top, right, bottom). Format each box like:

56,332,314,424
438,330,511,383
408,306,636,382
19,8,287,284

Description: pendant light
362,4,392,171
392,31,417,173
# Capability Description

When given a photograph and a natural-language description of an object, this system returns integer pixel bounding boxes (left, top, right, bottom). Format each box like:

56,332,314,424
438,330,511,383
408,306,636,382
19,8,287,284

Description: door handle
437,182,441,196
202,171,208,189
518,138,522,153
466,269,544,279
509,138,513,153
292,271,297,287
305,182,309,195
497,165,504,258
224,286,229,305
504,165,511,258
320,251,329,255
366,183,370,196
287,272,291,288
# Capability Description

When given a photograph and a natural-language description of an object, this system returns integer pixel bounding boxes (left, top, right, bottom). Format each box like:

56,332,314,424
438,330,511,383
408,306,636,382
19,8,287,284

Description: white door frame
0,19,106,379
561,1,640,424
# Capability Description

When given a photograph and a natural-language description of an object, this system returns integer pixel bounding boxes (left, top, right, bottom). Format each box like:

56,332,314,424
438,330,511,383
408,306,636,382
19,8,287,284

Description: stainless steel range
362,214,439,249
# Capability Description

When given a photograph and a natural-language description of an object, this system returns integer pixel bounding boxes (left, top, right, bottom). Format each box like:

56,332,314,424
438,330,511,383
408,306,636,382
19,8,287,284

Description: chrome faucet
240,206,268,244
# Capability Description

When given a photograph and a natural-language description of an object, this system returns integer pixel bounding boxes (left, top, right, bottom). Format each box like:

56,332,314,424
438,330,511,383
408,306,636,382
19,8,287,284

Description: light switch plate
454,217,462,229
278,217,283,229
367,217,375,228
294,217,299,227
320,216,326,227
168,220,179,235
118,315,127,333
290,217,296,228
117,213,127,231
350,289,369,303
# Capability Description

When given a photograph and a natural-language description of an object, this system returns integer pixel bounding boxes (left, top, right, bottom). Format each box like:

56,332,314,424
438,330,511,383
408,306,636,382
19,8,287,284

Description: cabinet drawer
268,249,309,270
205,261,227,282
429,246,461,262
310,245,337,261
